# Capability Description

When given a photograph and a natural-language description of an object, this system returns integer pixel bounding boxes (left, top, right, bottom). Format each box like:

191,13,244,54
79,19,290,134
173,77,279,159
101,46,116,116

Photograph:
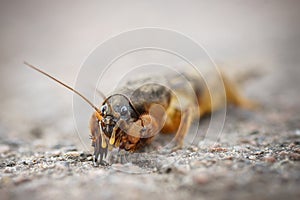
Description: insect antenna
24,61,102,115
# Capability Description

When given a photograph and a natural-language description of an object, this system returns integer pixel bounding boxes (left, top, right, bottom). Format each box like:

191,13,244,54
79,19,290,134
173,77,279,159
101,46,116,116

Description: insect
25,62,256,166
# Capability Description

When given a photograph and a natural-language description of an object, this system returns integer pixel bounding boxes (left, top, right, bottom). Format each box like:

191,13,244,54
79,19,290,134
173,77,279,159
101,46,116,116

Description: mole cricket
24,62,256,166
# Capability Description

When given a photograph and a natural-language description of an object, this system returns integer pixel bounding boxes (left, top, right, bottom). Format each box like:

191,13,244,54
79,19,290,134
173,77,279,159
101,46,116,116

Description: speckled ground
0,1,300,200
1,73,299,200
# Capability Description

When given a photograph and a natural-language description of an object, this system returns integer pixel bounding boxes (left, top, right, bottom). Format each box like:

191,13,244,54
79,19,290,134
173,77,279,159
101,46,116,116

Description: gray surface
0,1,299,200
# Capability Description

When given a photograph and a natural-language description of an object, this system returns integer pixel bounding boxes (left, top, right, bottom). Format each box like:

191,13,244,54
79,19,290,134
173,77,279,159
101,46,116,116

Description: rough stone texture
0,1,299,200
0,119,299,200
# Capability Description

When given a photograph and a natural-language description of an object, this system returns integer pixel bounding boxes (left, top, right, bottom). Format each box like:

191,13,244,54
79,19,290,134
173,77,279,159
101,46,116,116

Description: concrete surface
0,1,299,200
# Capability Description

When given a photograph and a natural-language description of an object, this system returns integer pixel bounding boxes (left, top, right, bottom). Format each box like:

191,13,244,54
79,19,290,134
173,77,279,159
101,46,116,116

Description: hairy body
24,62,255,166
90,70,256,165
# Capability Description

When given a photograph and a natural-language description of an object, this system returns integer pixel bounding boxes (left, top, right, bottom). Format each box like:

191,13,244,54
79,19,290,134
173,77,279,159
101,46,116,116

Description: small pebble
279,151,289,157
192,173,210,185
239,138,251,144
288,143,295,149
224,156,234,160
6,161,16,167
254,151,264,155
64,151,80,158
208,153,215,158
188,146,199,152
294,148,300,153
4,167,16,173
87,156,93,161
249,155,256,160
264,156,276,163
289,153,300,161
50,150,61,157
210,147,227,152
170,152,177,156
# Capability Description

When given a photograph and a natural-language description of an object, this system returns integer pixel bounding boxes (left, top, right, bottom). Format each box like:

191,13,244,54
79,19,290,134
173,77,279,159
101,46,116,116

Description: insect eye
100,104,108,114
120,106,128,116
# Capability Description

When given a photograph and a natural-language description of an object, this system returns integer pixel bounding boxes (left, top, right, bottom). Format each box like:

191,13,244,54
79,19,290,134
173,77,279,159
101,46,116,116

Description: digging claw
93,155,99,167
93,136,108,167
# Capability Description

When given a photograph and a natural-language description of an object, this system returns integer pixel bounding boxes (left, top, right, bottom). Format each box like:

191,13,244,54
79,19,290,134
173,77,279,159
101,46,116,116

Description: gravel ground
0,72,299,200
0,1,300,200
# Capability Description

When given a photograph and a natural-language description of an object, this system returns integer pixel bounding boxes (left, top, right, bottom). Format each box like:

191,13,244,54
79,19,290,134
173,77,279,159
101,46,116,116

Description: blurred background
0,0,299,149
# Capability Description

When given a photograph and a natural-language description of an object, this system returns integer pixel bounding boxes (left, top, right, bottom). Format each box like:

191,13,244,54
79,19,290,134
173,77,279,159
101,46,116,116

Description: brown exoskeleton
25,62,256,166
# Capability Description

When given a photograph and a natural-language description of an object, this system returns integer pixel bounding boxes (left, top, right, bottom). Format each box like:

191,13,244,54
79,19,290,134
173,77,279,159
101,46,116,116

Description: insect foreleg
167,106,194,151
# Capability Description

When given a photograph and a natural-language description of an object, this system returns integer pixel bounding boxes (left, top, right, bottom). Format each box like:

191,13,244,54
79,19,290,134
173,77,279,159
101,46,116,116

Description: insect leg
89,113,108,166
222,75,259,110
165,106,194,151
175,107,194,146
123,104,166,151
